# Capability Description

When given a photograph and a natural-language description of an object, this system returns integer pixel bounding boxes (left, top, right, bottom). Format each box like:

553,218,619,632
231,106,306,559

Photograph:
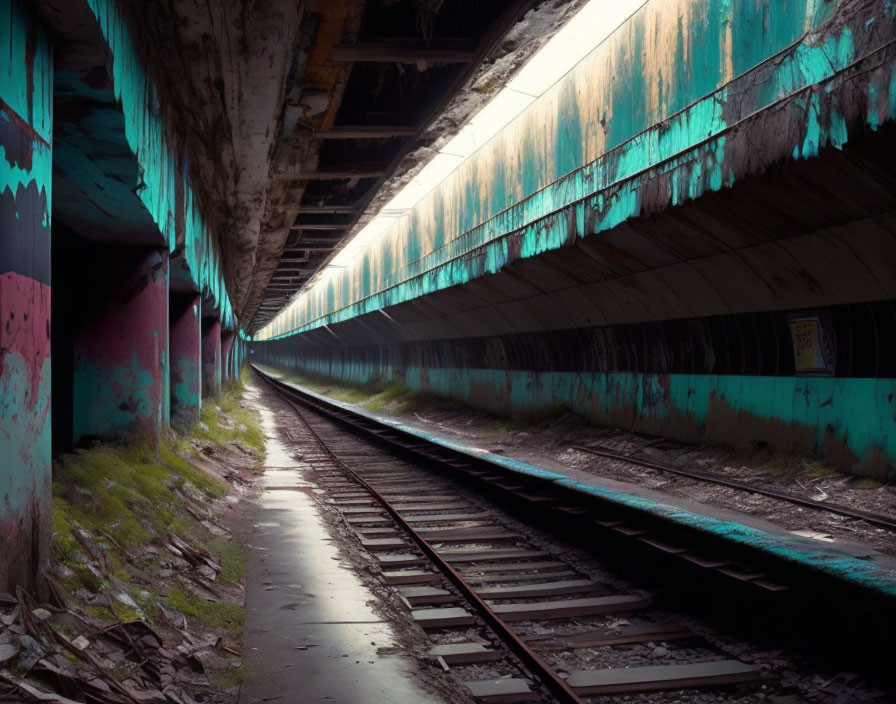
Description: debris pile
1,391,262,704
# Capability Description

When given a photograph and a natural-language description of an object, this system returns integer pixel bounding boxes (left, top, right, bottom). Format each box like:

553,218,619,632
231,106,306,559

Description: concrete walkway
239,384,445,704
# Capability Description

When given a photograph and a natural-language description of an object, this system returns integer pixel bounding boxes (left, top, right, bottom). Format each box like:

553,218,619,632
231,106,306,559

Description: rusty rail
258,369,586,704
572,445,896,533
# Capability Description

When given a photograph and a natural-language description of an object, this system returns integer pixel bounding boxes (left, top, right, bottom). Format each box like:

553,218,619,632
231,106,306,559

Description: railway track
254,367,894,702
571,444,896,532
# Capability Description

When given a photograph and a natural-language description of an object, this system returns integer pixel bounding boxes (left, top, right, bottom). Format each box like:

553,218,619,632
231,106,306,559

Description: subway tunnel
2,0,896,702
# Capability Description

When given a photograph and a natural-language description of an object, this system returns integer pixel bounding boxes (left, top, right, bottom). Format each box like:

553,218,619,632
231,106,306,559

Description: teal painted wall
72,249,170,444
259,0,894,340
170,294,202,429
259,346,896,479
84,0,234,329
0,0,53,592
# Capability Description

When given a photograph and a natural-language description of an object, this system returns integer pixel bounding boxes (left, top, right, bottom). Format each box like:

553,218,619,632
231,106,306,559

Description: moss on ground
215,664,250,687
266,366,463,416
760,454,839,479
51,370,262,655
164,586,244,633
203,537,246,584
52,439,227,568
191,377,266,457
272,366,389,404
853,477,883,489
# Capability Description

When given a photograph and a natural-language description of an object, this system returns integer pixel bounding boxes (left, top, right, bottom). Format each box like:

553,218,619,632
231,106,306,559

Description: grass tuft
760,454,839,479
52,439,228,559
203,538,246,583
191,382,266,457
164,586,244,632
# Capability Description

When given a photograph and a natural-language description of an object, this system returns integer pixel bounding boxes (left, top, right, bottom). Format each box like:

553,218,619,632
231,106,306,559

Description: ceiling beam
297,205,358,215
282,245,338,252
316,125,416,139
289,223,348,230
294,169,385,180
331,42,475,64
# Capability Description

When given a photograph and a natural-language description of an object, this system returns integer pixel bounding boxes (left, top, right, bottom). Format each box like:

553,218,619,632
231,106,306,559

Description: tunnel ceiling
67,0,582,332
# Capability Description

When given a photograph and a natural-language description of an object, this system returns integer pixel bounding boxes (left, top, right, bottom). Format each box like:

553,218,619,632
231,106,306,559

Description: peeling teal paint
260,0,891,341
0,4,53,142
0,0,53,592
0,141,52,208
72,353,157,442
262,339,896,479
0,353,51,521
81,0,235,328
172,362,201,410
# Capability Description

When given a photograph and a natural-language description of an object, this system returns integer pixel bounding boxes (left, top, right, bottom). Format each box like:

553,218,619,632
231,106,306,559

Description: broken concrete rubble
0,389,264,704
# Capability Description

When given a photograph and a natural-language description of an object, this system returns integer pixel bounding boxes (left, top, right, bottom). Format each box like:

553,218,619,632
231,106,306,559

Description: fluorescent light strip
262,0,649,337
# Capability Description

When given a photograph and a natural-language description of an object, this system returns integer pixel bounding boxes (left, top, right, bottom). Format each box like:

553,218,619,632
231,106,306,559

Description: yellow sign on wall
789,317,832,373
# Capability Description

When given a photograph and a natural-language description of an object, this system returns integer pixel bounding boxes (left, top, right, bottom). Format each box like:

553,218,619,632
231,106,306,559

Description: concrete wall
72,248,170,443
48,0,243,444
0,0,247,591
170,294,202,429
257,298,896,479
75,0,235,328
253,0,896,480
0,0,54,593
202,319,222,398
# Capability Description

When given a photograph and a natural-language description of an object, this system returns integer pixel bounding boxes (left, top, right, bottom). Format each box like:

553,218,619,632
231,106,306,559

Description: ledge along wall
254,0,896,479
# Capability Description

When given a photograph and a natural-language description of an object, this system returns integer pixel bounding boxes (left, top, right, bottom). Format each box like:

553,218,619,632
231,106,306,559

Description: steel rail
259,372,586,704
572,445,896,532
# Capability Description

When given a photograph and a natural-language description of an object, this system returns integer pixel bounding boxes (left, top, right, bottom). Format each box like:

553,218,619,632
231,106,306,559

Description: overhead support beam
294,169,385,180
289,223,348,231
283,245,339,252
316,125,417,139
297,206,358,215
331,42,475,64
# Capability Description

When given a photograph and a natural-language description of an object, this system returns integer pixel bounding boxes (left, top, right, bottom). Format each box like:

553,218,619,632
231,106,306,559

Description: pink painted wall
170,293,201,428
202,318,222,398
72,248,170,443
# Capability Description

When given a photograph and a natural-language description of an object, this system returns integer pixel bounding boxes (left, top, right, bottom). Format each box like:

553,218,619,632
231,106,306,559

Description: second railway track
255,367,895,702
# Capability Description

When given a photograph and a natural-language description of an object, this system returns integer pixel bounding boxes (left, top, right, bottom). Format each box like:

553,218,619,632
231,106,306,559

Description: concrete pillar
72,248,170,444
202,318,222,398
170,293,201,429
221,330,236,384
0,0,53,593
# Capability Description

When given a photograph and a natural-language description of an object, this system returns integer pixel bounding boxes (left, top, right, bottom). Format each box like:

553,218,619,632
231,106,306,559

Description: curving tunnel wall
254,0,896,480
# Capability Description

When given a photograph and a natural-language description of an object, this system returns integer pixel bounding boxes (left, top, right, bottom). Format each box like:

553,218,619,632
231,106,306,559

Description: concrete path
239,385,444,704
